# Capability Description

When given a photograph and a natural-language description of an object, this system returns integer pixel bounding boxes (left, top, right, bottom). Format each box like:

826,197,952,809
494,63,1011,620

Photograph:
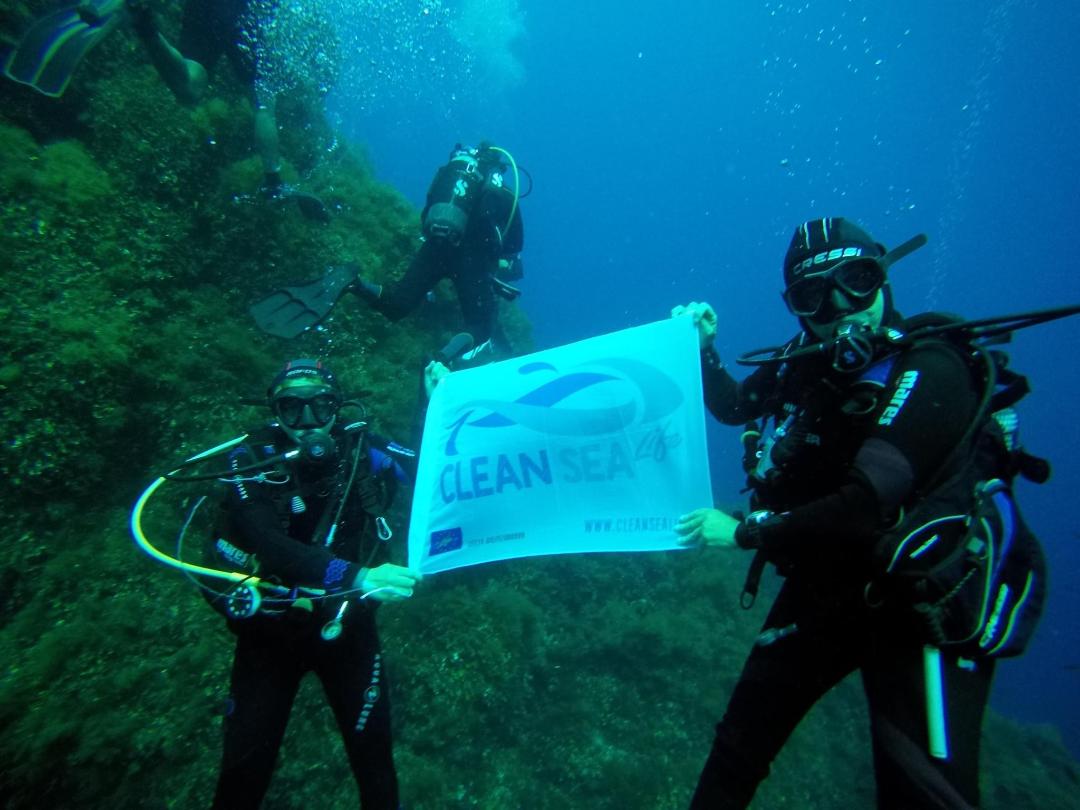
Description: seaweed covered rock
0,3,522,804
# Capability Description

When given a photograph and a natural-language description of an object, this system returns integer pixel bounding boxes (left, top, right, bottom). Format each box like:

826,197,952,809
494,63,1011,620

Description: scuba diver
672,217,1055,809
351,142,526,359
132,358,428,809
125,0,334,221
247,144,526,347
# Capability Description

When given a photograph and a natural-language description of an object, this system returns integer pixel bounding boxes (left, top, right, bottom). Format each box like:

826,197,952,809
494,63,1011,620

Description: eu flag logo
429,528,463,556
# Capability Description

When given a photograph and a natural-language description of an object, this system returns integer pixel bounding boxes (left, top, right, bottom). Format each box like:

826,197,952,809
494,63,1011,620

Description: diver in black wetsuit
208,358,424,810
128,0,336,215
352,143,525,359
672,218,1001,809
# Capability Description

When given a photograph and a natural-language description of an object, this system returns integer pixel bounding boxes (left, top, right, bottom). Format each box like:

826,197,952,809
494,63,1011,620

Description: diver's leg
690,578,865,809
489,319,514,357
316,616,399,809
449,249,499,348
211,630,303,810
253,93,282,186
129,1,207,104
863,643,994,809
360,240,447,322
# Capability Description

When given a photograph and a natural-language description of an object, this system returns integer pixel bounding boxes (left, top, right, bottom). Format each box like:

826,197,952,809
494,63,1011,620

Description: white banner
407,317,712,574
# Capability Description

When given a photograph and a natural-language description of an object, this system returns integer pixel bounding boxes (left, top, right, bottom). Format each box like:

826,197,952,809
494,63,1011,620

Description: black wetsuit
210,424,414,810
373,182,524,350
690,329,994,810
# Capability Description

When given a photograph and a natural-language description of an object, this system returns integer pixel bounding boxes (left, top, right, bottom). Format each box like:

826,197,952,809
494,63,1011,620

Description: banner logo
444,357,684,455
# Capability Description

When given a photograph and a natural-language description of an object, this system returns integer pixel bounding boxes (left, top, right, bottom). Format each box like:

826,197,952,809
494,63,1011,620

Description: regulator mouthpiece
831,324,875,373
296,432,337,465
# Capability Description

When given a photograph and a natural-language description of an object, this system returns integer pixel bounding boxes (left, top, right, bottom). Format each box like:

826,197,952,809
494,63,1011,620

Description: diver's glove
355,563,422,602
423,360,450,400
674,507,740,549
126,0,159,41
671,301,718,350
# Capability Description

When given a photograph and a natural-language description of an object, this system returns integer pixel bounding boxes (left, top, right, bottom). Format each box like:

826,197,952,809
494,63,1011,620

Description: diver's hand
359,563,422,602
675,508,739,549
424,360,449,399
671,301,718,350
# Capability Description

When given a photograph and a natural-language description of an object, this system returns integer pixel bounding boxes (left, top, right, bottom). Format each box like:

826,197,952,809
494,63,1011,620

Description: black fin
249,264,360,338
436,333,475,364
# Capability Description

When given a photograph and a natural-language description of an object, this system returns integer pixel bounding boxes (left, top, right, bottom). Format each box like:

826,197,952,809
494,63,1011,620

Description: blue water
330,0,1080,757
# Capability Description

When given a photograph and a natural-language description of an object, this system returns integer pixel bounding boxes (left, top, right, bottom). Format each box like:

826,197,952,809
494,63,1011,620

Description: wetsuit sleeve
737,343,979,552
224,448,360,592
701,346,773,425
366,432,417,485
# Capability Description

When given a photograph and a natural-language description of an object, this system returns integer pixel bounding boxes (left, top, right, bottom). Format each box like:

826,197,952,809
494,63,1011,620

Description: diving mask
272,388,341,429
783,256,886,319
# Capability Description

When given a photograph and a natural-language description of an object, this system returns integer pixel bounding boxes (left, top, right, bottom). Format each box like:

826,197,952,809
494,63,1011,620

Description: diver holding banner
672,217,1066,809
131,359,425,809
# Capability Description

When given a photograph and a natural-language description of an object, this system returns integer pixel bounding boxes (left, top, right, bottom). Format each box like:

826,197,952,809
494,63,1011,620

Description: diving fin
250,263,361,338
435,333,475,364
3,0,125,97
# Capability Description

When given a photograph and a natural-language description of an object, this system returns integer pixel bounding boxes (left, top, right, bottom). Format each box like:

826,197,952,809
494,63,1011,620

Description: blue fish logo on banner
409,317,712,574
443,356,685,456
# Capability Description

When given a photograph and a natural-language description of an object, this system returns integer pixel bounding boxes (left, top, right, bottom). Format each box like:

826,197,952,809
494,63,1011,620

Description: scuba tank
422,146,493,245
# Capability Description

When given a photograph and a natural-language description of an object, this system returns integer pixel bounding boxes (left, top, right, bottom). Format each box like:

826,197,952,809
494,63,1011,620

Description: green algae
0,3,1077,809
